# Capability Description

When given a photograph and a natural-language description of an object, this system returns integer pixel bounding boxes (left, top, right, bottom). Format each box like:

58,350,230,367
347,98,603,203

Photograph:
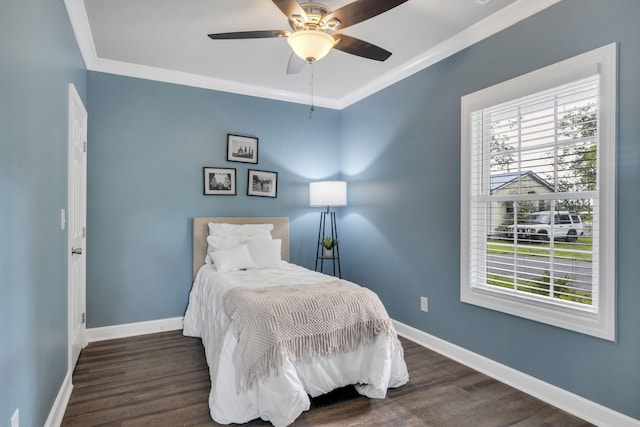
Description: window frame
460,43,616,341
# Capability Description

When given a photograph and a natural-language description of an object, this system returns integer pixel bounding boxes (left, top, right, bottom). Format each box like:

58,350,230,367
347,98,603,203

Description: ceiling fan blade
208,30,289,40
332,34,392,61
325,0,409,30
286,52,307,74
271,0,308,21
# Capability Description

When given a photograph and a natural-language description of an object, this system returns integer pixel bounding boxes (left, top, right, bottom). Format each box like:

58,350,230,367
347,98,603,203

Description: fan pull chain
309,60,315,120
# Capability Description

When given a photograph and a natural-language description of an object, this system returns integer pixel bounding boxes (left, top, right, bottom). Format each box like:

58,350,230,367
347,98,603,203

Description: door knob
71,247,83,255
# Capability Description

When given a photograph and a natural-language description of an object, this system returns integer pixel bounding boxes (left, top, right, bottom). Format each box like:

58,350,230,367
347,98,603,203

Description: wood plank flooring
62,331,592,426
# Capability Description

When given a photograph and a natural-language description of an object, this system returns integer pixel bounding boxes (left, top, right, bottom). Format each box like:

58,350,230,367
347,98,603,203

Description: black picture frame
247,169,277,198
203,167,236,195
227,134,258,164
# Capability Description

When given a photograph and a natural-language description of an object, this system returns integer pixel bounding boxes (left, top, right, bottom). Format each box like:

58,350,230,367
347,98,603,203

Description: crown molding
64,0,96,69
336,0,563,108
91,57,342,109
64,0,562,110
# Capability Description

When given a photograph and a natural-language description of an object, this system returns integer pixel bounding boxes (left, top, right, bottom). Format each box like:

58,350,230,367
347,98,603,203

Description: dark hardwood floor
62,331,592,426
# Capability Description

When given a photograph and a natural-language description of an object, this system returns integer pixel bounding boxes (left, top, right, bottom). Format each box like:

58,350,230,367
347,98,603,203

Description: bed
183,217,409,426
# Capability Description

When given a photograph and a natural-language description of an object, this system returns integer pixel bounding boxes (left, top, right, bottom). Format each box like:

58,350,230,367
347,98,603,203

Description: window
460,44,616,340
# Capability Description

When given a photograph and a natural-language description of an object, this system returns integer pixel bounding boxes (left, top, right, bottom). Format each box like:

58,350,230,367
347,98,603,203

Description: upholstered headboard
192,217,290,279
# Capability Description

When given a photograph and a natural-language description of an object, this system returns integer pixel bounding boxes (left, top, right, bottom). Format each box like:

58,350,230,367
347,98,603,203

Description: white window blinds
470,75,599,309
460,43,616,340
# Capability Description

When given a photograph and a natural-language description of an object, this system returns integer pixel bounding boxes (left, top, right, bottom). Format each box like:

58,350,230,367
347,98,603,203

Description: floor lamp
310,181,347,278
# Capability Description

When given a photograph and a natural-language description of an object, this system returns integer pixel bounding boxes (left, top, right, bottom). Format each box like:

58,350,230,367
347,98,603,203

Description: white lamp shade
287,30,335,62
310,181,347,207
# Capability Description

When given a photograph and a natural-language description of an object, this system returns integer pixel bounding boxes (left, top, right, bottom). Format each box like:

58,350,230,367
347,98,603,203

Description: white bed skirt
183,263,409,427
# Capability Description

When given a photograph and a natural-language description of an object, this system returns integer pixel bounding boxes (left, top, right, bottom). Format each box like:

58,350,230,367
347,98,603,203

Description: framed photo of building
247,169,277,198
203,167,236,195
227,134,258,164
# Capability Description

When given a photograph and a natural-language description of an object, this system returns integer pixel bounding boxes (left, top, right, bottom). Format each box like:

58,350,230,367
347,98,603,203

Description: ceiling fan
207,0,409,74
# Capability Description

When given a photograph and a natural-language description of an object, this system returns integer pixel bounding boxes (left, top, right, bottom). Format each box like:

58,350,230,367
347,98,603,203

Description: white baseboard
68,316,639,426
45,371,73,427
393,320,640,427
48,317,183,426
86,316,184,342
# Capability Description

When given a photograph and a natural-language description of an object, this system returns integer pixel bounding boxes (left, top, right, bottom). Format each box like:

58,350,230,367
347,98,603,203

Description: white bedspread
183,262,409,427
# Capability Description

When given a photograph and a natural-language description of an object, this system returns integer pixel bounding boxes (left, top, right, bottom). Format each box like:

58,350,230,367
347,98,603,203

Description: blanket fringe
225,282,399,393
237,320,397,392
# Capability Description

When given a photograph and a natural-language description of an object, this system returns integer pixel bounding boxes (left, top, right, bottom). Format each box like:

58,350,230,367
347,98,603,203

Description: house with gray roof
489,171,555,233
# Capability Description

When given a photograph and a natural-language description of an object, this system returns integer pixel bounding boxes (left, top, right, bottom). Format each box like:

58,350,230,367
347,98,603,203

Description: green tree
557,105,597,191
552,105,597,214
490,117,521,171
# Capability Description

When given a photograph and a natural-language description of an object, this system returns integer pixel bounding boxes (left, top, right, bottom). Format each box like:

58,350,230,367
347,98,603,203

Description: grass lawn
486,237,593,261
487,273,593,305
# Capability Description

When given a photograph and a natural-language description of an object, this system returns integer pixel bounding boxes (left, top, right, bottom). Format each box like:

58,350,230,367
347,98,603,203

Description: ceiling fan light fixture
287,30,334,62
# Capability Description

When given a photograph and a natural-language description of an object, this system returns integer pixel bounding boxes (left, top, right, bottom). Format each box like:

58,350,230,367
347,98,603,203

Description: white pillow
205,223,273,264
208,223,273,237
246,238,282,269
210,244,254,273
207,235,246,252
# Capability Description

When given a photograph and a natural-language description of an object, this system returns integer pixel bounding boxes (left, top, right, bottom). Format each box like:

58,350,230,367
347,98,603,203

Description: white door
68,83,87,370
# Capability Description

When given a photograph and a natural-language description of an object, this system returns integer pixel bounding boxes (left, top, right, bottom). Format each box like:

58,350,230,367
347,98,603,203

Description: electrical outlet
11,408,19,427
420,296,428,312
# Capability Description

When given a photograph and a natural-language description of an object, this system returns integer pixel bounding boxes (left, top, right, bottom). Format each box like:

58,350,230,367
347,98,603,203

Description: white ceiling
64,0,560,109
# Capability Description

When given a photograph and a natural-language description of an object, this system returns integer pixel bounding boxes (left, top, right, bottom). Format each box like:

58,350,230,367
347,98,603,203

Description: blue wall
86,72,341,327
340,0,640,420
2,0,639,423
0,0,86,425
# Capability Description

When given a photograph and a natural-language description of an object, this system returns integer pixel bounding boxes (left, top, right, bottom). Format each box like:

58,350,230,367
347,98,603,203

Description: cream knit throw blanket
223,280,397,391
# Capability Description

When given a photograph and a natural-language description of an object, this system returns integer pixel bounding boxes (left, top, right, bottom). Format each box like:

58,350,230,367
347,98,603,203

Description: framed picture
203,167,236,195
247,169,278,198
227,134,258,164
